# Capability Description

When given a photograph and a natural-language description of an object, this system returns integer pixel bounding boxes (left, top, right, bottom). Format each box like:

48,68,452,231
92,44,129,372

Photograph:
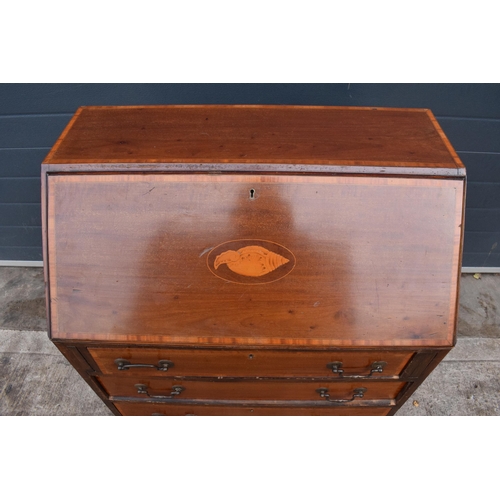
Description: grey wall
0,84,499,266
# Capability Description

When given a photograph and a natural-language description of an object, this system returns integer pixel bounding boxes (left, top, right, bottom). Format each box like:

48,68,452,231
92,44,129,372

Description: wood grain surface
42,105,466,415
43,105,461,169
47,173,463,347
113,401,392,416
100,376,405,401
88,346,414,378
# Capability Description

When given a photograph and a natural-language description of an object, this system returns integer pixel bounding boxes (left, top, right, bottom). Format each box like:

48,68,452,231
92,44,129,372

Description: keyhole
248,354,254,359
249,189,255,199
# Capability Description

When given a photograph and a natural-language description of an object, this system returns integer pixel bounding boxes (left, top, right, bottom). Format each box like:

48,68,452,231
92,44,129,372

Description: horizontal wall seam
0,245,41,248
466,181,500,185
458,151,500,155
436,116,500,122
0,245,43,249
463,251,500,255
0,147,51,151
0,113,74,119
0,225,41,228
463,230,500,233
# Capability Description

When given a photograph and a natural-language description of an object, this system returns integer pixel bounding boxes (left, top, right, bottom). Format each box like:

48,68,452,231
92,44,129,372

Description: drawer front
114,402,392,416
99,376,405,402
88,347,414,378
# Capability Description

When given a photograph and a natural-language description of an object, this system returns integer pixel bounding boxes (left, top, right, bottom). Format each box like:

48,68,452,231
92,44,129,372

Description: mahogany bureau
41,105,465,416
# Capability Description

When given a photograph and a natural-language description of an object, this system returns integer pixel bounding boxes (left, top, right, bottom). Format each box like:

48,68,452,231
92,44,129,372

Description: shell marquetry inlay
214,245,289,277
207,240,296,284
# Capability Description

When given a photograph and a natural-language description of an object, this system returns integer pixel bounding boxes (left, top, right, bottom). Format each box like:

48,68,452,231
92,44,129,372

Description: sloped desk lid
46,173,463,347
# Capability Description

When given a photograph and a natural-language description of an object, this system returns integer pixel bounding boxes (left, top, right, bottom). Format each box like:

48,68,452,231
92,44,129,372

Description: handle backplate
316,387,367,403
134,384,185,399
326,361,387,378
115,358,174,372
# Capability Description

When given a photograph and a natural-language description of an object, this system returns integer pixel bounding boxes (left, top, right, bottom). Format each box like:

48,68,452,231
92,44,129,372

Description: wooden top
43,105,465,176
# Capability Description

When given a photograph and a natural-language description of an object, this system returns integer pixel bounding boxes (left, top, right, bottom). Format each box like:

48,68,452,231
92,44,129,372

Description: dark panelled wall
0,84,499,267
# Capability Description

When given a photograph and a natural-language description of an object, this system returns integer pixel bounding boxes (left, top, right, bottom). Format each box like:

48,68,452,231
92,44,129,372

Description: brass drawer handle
114,358,174,371
134,384,185,399
316,387,367,403
326,361,387,378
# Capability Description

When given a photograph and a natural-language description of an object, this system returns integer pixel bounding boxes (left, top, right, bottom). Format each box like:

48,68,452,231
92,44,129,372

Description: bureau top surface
43,105,464,175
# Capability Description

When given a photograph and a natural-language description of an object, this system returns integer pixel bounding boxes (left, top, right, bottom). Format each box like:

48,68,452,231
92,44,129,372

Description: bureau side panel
47,174,463,347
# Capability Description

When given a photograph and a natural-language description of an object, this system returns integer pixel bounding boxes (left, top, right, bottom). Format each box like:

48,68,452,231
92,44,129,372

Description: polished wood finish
44,106,459,170
88,347,414,378
100,377,405,401
47,174,463,347
42,105,465,416
114,402,392,416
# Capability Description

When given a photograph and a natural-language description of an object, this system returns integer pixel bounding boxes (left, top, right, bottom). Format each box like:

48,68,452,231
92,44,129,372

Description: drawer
113,402,392,416
99,376,405,402
88,347,414,378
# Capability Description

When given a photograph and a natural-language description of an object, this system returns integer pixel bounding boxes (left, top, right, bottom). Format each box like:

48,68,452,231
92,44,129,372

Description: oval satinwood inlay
207,239,296,284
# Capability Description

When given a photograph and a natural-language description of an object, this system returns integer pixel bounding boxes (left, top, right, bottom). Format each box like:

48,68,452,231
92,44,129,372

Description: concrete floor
1,267,499,416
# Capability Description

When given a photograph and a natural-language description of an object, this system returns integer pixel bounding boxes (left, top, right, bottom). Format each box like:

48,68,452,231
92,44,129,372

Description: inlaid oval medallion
207,239,296,284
